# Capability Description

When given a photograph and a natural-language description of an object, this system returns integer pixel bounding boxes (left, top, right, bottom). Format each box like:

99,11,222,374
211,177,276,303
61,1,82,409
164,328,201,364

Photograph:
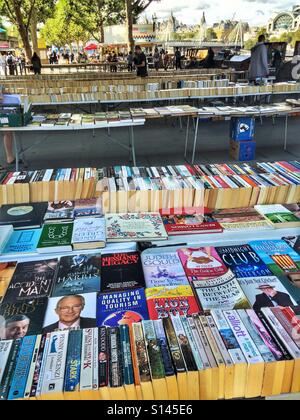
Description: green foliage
206,28,217,41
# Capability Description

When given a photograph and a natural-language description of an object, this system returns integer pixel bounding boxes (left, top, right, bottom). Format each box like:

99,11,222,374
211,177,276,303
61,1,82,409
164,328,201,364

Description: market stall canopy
84,43,99,51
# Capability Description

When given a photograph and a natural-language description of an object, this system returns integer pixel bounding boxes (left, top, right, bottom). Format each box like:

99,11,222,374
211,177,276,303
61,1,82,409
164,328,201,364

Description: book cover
0,340,13,385
119,325,134,386
0,203,48,230
44,201,74,222
2,259,58,304
238,275,297,312
170,314,197,371
162,214,223,235
145,285,200,319
108,327,123,388
0,298,48,340
71,217,106,249
51,254,101,297
101,252,145,293
141,252,189,288
97,288,149,327
153,319,175,376
73,199,102,218
216,244,272,278
2,229,42,257
212,207,272,231
193,269,251,311
255,204,300,228
249,239,300,276
132,323,151,383
0,338,22,400
0,225,13,252
37,223,73,252
98,326,109,388
177,247,228,279
282,235,300,255
162,316,186,373
142,320,166,379
105,213,168,242
0,262,16,302
42,293,97,334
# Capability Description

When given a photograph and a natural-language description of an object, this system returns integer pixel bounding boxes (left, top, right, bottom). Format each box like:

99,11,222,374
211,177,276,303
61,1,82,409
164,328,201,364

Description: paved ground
1,114,300,169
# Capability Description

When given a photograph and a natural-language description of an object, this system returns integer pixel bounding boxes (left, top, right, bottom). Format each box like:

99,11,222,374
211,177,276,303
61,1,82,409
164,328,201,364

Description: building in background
268,5,300,35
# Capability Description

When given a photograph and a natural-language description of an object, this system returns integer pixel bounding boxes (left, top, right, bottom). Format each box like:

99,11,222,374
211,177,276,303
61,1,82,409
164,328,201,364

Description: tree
206,28,217,41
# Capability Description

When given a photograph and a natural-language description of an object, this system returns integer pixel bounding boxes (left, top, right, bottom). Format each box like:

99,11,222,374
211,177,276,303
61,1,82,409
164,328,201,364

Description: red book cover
214,176,230,189
145,285,201,319
177,247,228,279
278,161,300,173
185,164,197,176
162,214,223,235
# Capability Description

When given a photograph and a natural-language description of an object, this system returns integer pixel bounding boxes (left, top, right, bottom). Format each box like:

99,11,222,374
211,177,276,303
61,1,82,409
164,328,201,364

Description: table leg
284,114,288,151
192,116,200,165
179,116,183,131
184,116,190,158
129,126,137,166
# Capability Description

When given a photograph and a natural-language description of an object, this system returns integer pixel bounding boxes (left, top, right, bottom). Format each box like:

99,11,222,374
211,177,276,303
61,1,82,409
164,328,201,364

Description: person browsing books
1,315,30,340
42,295,96,333
133,46,148,78
253,284,295,312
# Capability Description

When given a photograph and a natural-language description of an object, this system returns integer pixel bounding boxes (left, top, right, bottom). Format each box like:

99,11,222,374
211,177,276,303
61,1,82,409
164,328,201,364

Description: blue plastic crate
231,117,255,141
230,140,256,161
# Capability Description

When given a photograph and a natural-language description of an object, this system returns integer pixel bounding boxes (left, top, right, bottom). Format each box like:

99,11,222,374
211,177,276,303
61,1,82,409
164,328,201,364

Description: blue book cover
2,229,42,256
216,244,273,278
8,335,37,400
249,240,300,276
96,288,149,327
64,329,82,392
119,325,134,385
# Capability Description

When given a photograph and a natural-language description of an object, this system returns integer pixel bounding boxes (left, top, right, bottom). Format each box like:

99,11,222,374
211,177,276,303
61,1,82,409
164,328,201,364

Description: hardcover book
141,252,189,288
37,223,73,253
177,247,228,279
238,275,297,312
0,297,48,339
101,252,145,293
51,254,101,297
2,229,42,257
192,269,251,311
2,259,58,303
105,213,168,242
216,244,272,278
212,207,272,231
162,213,223,235
255,204,300,228
145,285,200,319
0,203,48,230
44,201,74,223
249,239,300,277
71,217,106,250
96,288,149,327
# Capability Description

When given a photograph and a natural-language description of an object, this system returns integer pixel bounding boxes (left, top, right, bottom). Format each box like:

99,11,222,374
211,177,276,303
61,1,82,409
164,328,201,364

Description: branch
25,0,37,31
3,0,17,25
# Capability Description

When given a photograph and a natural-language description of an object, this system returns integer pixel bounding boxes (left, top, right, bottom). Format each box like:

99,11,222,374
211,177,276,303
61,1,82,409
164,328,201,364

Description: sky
143,0,298,26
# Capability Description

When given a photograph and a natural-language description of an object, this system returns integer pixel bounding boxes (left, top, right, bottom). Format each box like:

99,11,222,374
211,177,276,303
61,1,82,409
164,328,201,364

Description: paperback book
73,199,102,218
0,225,13,253
0,203,48,230
2,229,42,257
255,204,300,228
212,207,273,231
96,288,149,327
44,201,74,223
162,213,223,235
37,223,73,253
71,217,106,250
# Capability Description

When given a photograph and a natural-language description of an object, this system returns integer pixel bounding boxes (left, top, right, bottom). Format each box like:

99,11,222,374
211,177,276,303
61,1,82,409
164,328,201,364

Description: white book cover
92,328,99,390
72,217,106,244
187,317,211,369
41,331,69,396
0,225,13,251
223,310,264,364
36,333,51,398
80,328,94,391
0,340,13,384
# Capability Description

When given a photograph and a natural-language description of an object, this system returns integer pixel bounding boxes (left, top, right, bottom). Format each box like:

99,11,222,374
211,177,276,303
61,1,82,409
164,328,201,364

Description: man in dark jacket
253,284,294,312
31,52,42,75
248,34,269,82
42,295,96,333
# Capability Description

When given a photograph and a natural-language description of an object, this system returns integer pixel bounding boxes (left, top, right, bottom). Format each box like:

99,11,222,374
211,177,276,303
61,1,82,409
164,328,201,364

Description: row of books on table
1,237,300,399
1,161,300,208
0,202,300,256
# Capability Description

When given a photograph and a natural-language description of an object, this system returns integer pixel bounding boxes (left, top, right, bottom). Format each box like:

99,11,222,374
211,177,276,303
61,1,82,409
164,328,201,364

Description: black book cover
0,298,48,340
0,338,22,400
51,254,101,297
0,202,48,230
98,326,109,387
100,252,145,293
2,259,58,303
108,327,123,387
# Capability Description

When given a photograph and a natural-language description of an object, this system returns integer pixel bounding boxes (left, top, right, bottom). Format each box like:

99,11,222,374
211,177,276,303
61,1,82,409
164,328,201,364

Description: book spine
206,315,234,366
153,319,175,376
0,339,21,400
198,315,225,366
181,316,204,370
0,340,13,385
64,329,82,393
8,335,37,400
24,335,42,398
80,328,94,392
120,325,134,385
35,334,51,398
170,314,197,371
142,320,166,380
108,327,123,387
193,314,217,368
98,326,109,388
132,322,152,383
186,316,211,369
92,327,99,391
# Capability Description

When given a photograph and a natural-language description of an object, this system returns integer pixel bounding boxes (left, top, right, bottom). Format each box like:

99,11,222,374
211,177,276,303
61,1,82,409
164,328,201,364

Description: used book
71,217,106,250
255,204,300,228
105,213,168,242
161,212,223,235
212,207,273,231
96,288,149,327
73,199,102,218
100,252,145,293
0,203,48,230
2,229,42,257
37,223,74,254
0,225,13,252
44,201,74,223
51,254,101,297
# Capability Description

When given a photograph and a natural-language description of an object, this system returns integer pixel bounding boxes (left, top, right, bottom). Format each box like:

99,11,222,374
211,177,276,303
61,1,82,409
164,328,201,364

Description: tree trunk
125,0,134,52
30,8,39,54
13,1,32,61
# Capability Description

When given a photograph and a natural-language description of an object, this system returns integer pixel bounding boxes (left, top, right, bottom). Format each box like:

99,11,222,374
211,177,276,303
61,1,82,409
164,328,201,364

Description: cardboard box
230,139,256,161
